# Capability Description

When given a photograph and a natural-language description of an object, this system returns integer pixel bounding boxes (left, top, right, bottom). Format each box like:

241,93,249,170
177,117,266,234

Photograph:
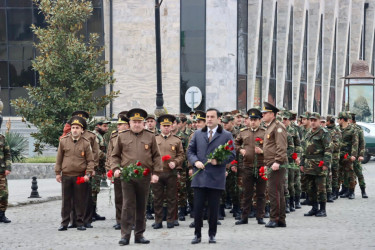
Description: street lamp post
343,60,375,122
154,0,164,116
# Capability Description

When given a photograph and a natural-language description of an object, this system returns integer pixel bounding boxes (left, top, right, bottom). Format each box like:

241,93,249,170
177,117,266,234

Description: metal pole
155,0,164,113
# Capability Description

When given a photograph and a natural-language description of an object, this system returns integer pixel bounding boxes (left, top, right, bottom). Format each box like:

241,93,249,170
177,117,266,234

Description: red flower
134,169,139,174
318,161,324,167
230,160,238,165
255,137,262,142
143,170,149,176
259,166,265,173
344,153,349,159
107,170,113,178
162,155,172,162
224,146,230,150
229,147,234,151
228,140,233,145
76,177,85,184
261,176,268,181
136,161,142,166
292,153,298,160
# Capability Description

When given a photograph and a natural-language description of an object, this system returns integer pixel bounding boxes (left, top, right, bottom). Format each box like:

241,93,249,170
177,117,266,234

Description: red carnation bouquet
190,140,234,180
76,176,86,184
258,166,268,181
318,161,324,167
162,155,172,162
120,161,150,182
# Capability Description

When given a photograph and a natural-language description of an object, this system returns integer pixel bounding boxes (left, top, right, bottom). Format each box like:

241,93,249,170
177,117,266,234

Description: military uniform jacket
155,134,185,172
339,124,359,158
110,129,162,173
235,127,265,167
353,123,365,157
55,135,95,176
287,125,302,162
81,130,100,167
105,130,127,171
301,126,332,175
263,119,288,166
326,124,342,154
0,134,11,173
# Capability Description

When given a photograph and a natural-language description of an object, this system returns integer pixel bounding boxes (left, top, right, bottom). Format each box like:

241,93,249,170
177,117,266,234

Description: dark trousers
114,178,123,224
241,167,266,219
121,175,151,240
61,175,87,227
152,172,177,223
193,187,222,238
267,167,286,223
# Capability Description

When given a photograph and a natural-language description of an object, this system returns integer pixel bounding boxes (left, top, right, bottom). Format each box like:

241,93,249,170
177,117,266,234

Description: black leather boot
361,187,368,198
315,202,327,217
264,204,270,218
340,187,350,198
348,189,355,199
289,197,295,212
248,205,256,218
178,207,186,221
338,187,347,196
285,198,290,213
327,192,334,203
0,211,11,223
304,202,319,216
232,205,240,218
92,205,106,221
295,195,301,209
146,205,154,220
301,194,310,205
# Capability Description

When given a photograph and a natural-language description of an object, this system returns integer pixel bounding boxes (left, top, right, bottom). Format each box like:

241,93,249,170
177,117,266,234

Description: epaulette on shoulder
81,136,90,142
173,135,181,139
118,130,129,134
86,130,96,136
111,130,117,134
322,127,329,133
60,134,70,140
240,127,248,132
144,129,154,134
260,126,266,131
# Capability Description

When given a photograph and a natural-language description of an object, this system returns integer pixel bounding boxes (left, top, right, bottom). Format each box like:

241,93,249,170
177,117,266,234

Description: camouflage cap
282,110,292,120
338,111,350,119
320,116,326,122
300,111,311,119
221,115,234,123
348,111,356,119
186,119,192,125
326,115,335,122
96,119,111,125
309,112,321,120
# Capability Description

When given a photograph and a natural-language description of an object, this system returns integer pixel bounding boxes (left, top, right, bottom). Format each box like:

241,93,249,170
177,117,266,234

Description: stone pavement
1,163,375,250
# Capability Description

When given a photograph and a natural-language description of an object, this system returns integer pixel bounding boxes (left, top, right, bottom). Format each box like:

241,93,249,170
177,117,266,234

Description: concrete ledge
8,196,61,207
8,163,55,180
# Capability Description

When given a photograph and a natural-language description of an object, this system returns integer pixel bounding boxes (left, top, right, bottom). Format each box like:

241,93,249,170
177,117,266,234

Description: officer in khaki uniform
153,114,185,229
0,133,11,223
105,114,129,230
261,102,288,228
234,108,267,225
55,116,95,231
301,112,332,217
112,108,162,246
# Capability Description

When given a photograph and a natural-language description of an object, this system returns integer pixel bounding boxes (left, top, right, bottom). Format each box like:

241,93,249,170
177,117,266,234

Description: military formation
0,102,369,245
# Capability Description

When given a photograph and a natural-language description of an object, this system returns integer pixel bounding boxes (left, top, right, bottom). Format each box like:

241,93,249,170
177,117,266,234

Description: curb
8,196,62,207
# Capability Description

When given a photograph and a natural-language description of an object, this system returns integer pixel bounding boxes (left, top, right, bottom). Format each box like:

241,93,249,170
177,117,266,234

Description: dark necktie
73,140,77,144
164,136,167,139
208,130,213,142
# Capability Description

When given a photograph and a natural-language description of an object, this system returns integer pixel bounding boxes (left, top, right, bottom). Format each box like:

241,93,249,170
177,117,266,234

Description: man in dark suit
187,108,235,244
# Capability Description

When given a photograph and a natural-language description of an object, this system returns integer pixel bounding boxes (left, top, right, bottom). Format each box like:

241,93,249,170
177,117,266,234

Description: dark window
180,0,206,113
268,3,277,105
298,10,308,115
283,7,293,110
313,15,322,113
237,0,248,111
328,21,336,115
0,0,105,116
255,1,263,107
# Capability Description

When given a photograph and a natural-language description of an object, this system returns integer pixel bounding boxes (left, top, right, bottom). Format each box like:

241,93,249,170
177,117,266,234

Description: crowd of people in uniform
0,101,369,246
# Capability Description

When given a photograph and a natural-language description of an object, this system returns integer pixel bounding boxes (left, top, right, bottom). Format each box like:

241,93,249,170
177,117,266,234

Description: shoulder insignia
173,135,181,139
86,130,96,136
118,130,129,134
111,130,117,134
60,134,70,140
240,127,248,132
144,129,154,133
81,136,90,142
277,127,283,133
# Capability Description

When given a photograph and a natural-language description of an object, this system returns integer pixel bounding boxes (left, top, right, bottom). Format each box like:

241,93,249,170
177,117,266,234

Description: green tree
11,0,119,153
352,95,372,121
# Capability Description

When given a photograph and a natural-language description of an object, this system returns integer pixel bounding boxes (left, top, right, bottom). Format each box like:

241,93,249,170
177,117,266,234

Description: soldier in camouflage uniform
338,111,359,199
299,111,311,205
282,111,302,212
0,133,11,223
221,115,240,219
349,113,368,198
325,115,342,200
175,115,192,221
301,112,332,217
92,119,111,221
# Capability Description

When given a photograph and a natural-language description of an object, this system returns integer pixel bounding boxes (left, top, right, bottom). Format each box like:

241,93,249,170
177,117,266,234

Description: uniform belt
305,155,324,159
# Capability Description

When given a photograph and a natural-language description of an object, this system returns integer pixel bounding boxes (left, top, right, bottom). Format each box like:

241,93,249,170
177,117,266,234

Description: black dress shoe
85,223,93,228
265,221,278,228
278,221,287,227
235,218,248,225
153,222,163,229
191,235,201,244
67,224,77,228
58,226,67,231
257,218,266,225
114,224,121,230
167,222,174,228
189,221,195,228
174,220,179,226
217,220,221,225
77,226,86,231
119,238,129,246
209,235,216,244
135,237,150,244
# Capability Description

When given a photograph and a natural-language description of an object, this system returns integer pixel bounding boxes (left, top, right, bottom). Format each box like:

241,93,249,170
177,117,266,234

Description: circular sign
185,86,202,109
